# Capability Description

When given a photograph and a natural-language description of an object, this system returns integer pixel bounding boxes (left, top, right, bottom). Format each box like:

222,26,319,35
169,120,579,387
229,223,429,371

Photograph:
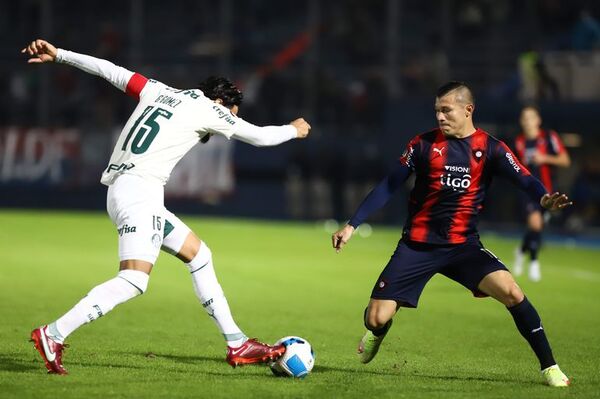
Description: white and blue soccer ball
269,336,315,378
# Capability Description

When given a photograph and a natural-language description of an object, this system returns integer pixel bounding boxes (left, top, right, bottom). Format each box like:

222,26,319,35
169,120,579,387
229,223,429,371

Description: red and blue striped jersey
349,128,547,245
514,129,566,192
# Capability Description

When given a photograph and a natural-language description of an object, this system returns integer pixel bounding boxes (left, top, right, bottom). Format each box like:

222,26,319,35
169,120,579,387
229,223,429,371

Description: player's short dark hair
521,104,540,115
436,81,475,105
197,76,243,108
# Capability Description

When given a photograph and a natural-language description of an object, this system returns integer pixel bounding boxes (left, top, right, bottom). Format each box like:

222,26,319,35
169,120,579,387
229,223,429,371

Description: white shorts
107,174,193,264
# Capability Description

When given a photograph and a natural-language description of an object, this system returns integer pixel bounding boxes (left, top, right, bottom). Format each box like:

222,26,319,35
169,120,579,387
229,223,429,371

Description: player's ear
465,103,474,117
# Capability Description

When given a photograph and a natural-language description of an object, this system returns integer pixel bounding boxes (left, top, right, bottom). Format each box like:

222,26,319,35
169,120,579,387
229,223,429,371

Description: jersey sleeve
491,140,547,202
399,135,422,171
547,130,566,155
202,102,296,145
55,48,149,100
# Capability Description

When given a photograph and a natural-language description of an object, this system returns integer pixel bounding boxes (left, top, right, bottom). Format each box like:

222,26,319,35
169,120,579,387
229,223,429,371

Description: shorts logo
378,280,386,289
118,224,137,236
151,233,162,249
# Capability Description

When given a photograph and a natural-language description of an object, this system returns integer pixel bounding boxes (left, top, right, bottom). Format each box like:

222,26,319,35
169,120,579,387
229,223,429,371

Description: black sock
363,307,392,336
521,231,533,253
507,297,556,369
529,231,541,261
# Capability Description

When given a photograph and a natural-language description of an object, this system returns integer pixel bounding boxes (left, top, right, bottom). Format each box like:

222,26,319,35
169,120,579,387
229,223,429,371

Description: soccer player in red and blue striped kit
513,106,571,281
332,82,572,387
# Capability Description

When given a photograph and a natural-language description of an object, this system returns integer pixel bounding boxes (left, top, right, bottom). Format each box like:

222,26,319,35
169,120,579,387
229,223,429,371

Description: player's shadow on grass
119,351,224,365
313,366,539,385
0,354,41,373
314,364,402,377
409,372,540,386
149,353,224,365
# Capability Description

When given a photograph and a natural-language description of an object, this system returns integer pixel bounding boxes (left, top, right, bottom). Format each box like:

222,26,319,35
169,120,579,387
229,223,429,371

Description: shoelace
248,338,268,346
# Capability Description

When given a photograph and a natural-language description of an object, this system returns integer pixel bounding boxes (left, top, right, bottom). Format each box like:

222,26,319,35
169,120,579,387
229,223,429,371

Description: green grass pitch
1,210,599,399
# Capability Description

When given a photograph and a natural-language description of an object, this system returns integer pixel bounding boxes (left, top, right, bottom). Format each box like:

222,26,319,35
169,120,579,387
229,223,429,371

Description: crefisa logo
440,165,472,192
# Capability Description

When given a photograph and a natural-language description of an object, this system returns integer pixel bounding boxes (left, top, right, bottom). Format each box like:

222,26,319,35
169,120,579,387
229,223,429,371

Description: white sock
48,270,149,342
186,243,247,347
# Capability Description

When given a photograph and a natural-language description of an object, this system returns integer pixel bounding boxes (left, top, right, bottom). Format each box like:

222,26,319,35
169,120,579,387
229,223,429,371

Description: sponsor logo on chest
440,165,472,192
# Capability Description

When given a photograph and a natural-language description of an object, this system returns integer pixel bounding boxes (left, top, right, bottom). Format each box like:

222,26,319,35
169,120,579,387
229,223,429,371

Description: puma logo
433,147,445,157
531,325,544,333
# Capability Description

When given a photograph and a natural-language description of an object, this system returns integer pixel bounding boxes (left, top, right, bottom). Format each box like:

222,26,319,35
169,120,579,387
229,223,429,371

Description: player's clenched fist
21,39,57,63
290,118,311,139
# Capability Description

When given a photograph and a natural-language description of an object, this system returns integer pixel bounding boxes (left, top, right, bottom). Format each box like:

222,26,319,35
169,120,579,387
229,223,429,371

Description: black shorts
370,239,508,308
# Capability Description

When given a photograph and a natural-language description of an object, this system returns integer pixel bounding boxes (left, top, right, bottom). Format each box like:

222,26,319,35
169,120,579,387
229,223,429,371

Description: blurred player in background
332,82,571,387
23,39,311,374
513,106,570,281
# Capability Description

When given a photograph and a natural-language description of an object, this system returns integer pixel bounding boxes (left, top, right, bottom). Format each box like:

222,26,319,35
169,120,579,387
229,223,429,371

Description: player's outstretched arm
332,224,355,253
230,117,311,147
540,192,573,211
21,38,146,99
331,162,411,253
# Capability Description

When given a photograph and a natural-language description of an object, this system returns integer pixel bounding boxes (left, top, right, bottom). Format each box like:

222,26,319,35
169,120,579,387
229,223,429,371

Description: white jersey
56,49,297,186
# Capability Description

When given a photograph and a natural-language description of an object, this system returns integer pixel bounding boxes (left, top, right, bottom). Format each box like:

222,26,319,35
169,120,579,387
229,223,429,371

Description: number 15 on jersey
121,106,173,154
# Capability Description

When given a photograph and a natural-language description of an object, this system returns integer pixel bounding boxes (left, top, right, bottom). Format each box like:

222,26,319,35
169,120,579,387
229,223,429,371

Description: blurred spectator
571,9,600,50
518,51,560,101
568,154,600,231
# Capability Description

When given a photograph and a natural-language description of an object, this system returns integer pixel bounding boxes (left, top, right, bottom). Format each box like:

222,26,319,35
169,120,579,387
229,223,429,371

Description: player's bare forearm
540,192,573,211
533,152,570,167
21,39,57,63
546,152,571,168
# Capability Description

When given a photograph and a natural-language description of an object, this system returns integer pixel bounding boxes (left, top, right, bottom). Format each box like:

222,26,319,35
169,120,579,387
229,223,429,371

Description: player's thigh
441,243,510,299
527,210,544,231
478,270,524,306
111,203,165,265
106,176,165,265
370,240,446,308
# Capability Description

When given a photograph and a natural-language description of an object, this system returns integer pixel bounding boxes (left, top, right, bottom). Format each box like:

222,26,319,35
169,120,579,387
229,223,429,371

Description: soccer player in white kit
23,39,311,375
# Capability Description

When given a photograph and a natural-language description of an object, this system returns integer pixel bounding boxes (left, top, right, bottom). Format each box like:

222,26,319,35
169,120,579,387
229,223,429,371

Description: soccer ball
269,336,315,378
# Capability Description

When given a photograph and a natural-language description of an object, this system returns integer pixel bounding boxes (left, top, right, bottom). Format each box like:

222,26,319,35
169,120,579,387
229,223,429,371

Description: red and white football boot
30,326,68,375
226,338,285,367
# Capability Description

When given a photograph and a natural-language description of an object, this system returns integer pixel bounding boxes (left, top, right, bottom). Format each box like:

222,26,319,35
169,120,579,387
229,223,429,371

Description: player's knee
502,282,524,307
118,269,149,294
365,309,392,330
185,242,212,272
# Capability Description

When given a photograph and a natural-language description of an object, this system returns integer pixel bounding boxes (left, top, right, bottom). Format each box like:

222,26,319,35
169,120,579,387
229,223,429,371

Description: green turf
0,210,599,399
